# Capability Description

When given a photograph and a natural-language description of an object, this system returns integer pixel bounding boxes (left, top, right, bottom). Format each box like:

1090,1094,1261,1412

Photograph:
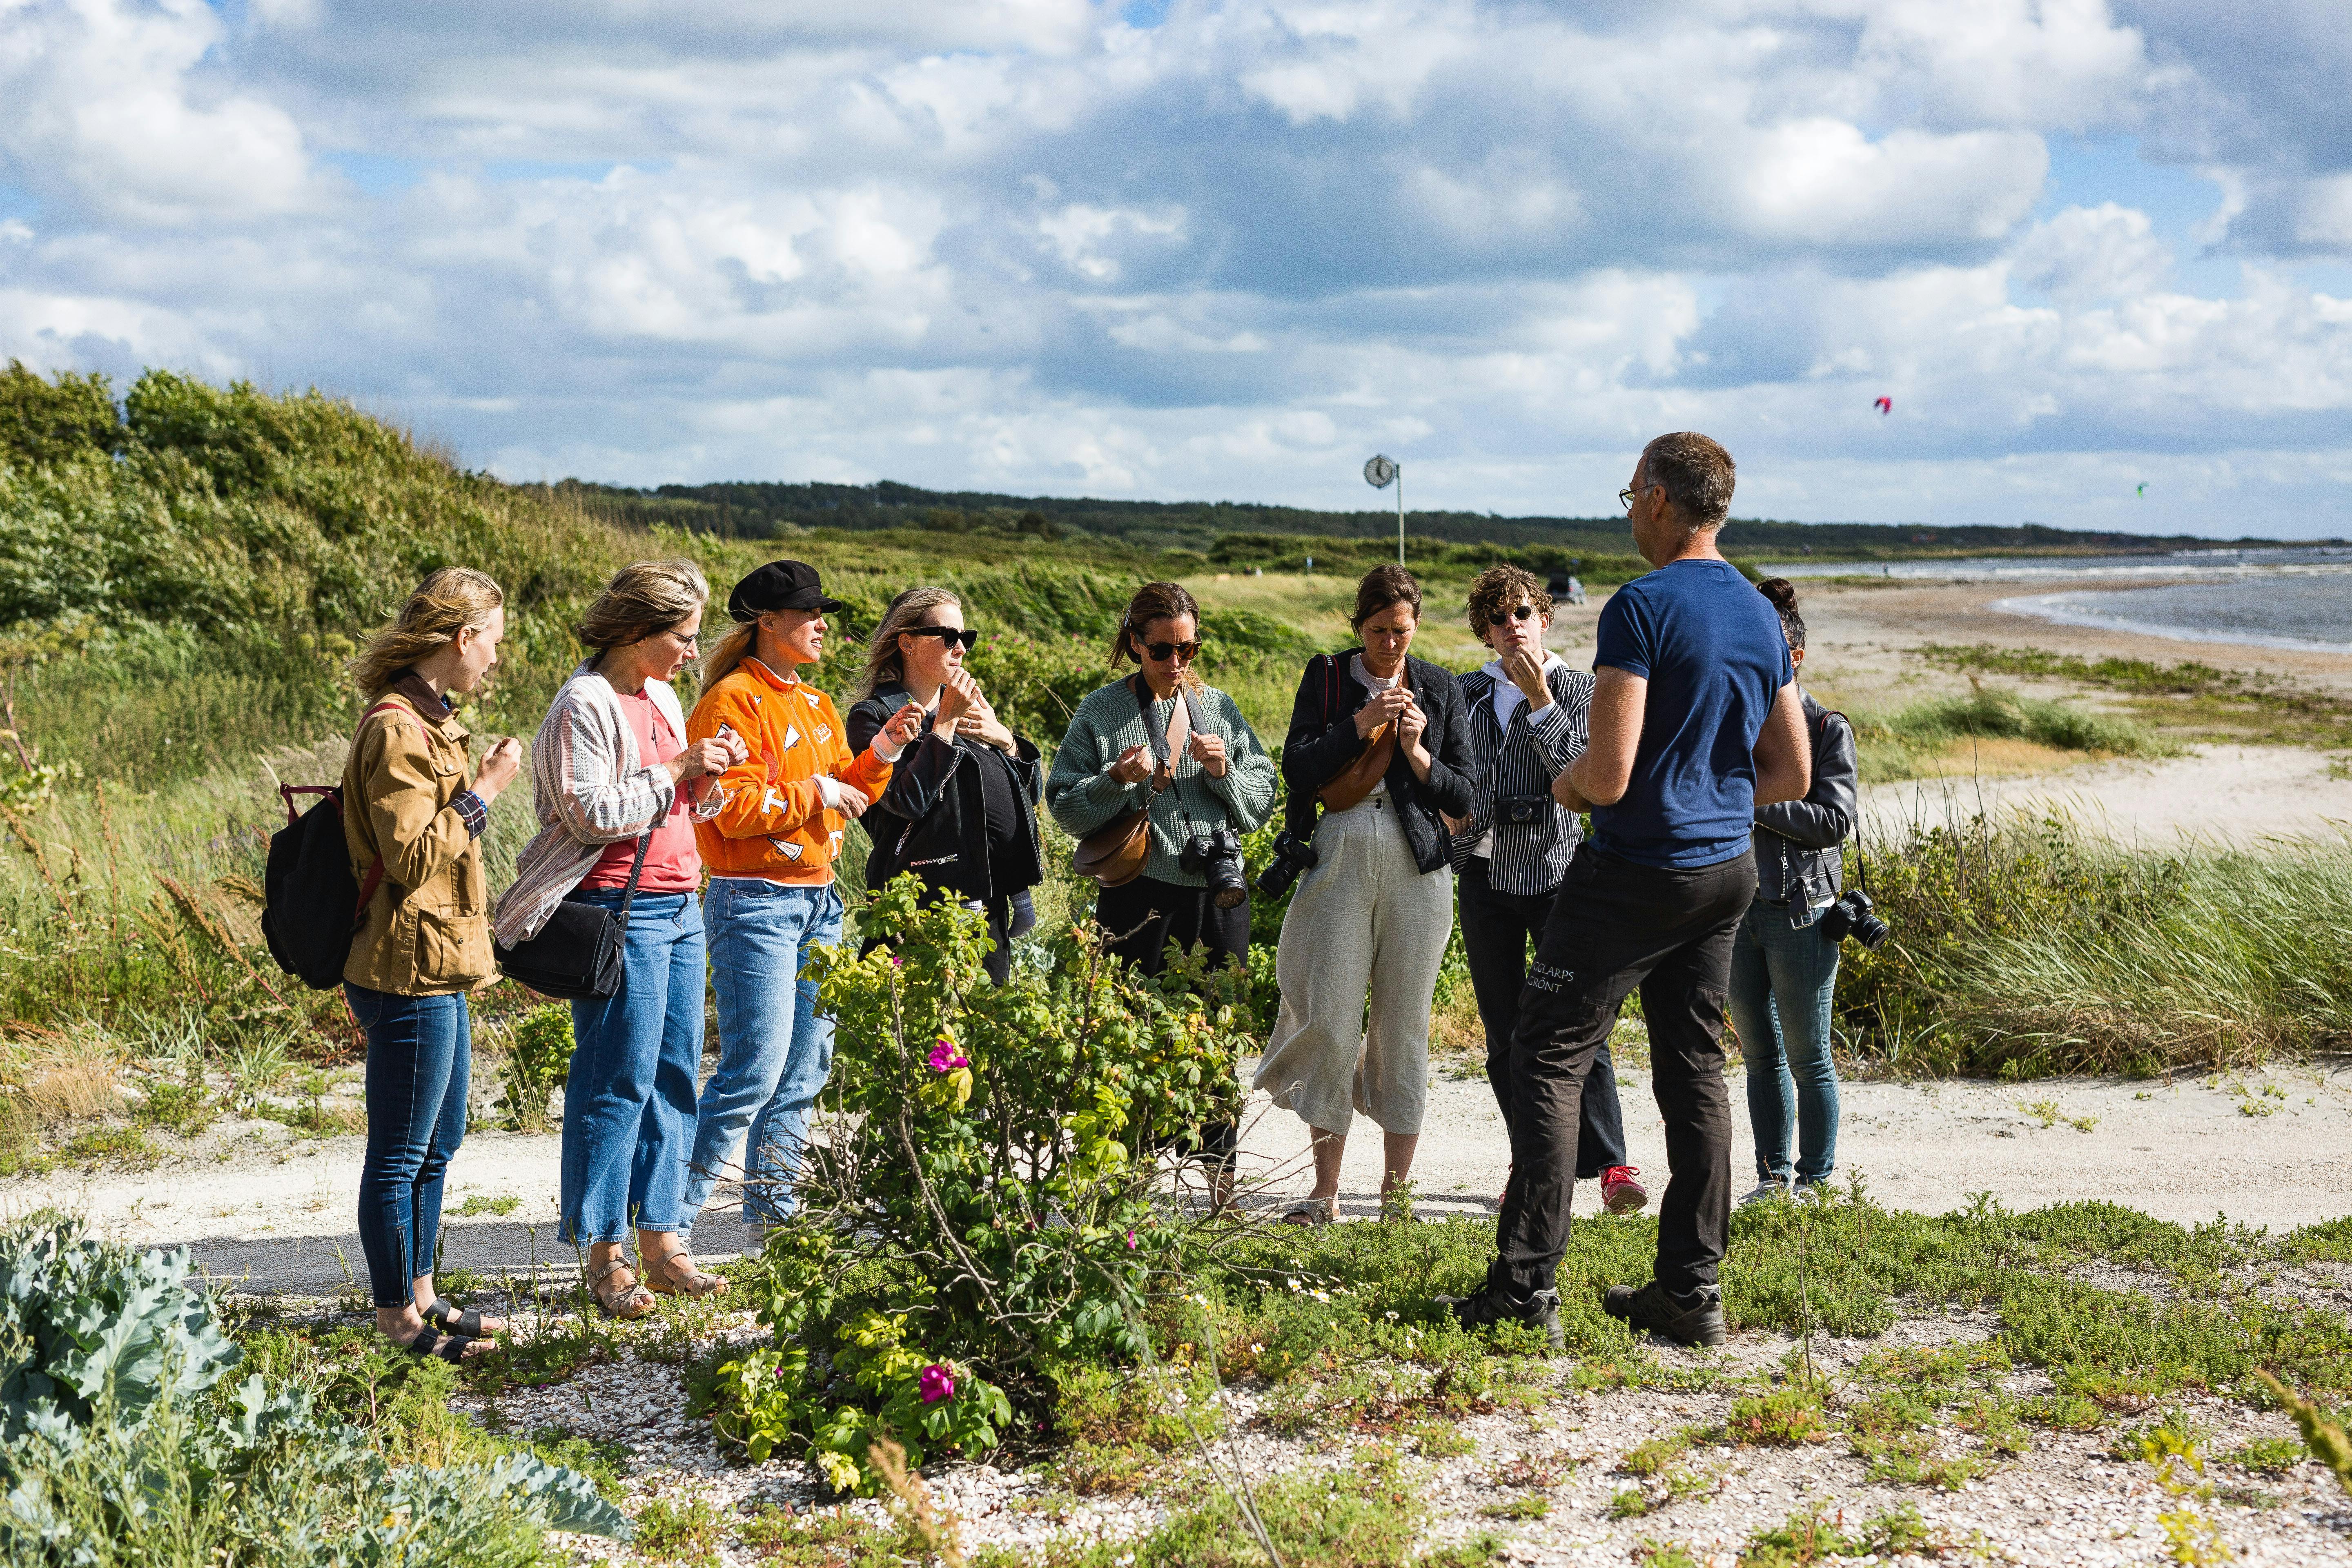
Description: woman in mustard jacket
342,567,525,1361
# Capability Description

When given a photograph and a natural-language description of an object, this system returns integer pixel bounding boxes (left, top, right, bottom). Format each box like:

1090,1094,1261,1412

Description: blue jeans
560,891,704,1245
349,984,471,1308
1726,897,1842,1185
682,878,844,1232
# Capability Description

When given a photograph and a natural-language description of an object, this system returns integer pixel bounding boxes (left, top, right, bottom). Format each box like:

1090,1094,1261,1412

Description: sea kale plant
0,1218,626,1563
699,875,1254,1494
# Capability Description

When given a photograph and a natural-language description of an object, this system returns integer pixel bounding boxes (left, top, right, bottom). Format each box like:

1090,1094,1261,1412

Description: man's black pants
1457,856,1628,1178
1490,843,1756,1299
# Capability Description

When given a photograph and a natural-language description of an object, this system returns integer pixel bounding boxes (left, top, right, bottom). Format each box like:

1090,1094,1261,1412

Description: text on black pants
1456,855,1630,1177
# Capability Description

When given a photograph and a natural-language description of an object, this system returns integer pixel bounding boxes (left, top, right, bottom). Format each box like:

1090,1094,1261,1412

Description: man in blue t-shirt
1441,432,1811,1350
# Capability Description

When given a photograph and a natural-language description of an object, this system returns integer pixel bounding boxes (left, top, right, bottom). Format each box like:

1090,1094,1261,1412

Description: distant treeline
549,476,2302,559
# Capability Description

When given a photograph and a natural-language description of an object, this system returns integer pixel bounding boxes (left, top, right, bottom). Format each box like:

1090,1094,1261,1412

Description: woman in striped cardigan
494,560,743,1317
1446,565,1646,1217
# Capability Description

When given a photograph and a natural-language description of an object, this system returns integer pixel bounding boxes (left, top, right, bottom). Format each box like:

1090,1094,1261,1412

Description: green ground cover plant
0,1218,625,1565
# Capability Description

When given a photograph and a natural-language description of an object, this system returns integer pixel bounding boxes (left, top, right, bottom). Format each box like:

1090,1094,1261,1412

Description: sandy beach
1525,564,2352,845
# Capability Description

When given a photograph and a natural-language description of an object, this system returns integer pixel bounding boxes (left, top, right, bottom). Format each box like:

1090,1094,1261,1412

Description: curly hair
1465,564,1552,641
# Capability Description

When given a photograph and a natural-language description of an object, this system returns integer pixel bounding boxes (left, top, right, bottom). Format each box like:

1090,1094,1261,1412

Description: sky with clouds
2,0,2349,537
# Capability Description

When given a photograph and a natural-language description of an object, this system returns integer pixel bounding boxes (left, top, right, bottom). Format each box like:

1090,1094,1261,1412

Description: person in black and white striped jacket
1446,566,1648,1216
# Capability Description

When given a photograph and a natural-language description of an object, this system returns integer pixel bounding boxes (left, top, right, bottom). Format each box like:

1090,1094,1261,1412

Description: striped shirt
1447,661,1593,896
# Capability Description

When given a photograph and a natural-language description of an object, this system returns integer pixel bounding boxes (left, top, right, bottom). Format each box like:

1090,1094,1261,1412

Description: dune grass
1851,685,2174,783
1838,812,2352,1076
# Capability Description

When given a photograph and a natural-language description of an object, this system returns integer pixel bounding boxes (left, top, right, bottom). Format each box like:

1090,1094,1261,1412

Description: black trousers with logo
1456,856,1629,1178
1490,843,1755,1299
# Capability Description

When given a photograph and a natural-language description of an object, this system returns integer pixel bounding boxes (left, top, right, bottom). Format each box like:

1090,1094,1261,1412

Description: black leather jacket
846,685,1044,903
1753,690,1857,907
1280,650,1474,875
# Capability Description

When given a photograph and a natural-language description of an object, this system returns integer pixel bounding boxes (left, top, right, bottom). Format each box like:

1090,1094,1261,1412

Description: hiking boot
1438,1284,1565,1351
1737,1177,1793,1208
1600,1165,1649,1214
1602,1281,1726,1348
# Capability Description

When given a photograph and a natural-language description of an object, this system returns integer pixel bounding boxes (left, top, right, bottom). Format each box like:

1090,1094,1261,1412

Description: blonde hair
576,559,709,652
699,619,762,697
349,567,503,696
855,587,961,703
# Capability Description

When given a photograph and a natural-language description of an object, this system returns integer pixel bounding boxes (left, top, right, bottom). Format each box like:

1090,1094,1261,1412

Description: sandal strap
424,1300,486,1337
647,1252,728,1297
404,1326,475,1362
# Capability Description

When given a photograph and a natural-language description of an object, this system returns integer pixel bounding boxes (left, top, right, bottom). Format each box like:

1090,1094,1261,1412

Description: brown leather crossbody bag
1072,677,1196,887
1315,655,1398,812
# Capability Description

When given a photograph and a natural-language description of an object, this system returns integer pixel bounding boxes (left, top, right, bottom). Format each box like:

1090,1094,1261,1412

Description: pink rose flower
919,1364,956,1405
928,1040,969,1073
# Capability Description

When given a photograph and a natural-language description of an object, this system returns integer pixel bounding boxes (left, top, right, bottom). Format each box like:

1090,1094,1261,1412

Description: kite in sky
2136,483,2147,498
1872,396,1892,415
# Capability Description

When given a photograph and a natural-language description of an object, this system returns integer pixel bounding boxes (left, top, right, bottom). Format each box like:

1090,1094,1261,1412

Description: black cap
728,560,846,621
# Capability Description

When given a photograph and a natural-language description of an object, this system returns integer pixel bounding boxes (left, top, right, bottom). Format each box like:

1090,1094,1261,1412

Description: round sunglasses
905,626,980,650
1130,631,1202,662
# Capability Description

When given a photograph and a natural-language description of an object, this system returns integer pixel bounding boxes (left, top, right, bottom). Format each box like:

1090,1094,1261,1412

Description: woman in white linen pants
1256,565,1475,1224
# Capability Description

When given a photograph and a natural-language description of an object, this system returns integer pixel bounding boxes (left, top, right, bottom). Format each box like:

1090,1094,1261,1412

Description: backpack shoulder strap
347,697,421,921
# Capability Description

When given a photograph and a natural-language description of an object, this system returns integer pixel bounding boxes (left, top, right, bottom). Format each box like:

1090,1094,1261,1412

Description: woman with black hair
1728,577,1858,1204
1044,580,1278,976
1255,565,1474,1224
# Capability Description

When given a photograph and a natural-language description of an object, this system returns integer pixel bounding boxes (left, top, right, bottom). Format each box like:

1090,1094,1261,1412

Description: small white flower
1384,1311,1399,1321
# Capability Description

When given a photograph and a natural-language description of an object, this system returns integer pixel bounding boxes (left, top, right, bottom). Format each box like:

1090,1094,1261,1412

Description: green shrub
702,878,1253,1493
499,1003,575,1131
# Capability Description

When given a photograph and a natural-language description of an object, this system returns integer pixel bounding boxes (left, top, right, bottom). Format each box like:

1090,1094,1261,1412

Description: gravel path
16,1058,2351,1293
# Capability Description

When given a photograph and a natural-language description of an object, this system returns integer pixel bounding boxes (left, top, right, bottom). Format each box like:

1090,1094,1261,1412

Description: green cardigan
1044,678,1278,886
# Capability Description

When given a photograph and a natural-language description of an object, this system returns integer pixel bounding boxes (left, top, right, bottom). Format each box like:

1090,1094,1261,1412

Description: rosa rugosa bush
700,874,1252,1492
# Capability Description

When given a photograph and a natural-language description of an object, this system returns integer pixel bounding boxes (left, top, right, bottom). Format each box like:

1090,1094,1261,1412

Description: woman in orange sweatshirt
679,561,922,1247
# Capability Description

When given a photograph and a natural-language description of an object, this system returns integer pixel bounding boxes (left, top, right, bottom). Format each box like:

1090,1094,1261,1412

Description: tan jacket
341,674,494,995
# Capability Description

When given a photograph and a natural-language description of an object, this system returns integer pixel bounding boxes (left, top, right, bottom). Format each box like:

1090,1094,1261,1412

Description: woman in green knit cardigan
1044,581,1278,978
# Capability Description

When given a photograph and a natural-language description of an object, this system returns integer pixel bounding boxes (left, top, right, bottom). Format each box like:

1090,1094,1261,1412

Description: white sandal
1280,1197,1335,1227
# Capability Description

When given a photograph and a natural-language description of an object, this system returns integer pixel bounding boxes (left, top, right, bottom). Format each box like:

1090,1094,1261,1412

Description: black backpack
261,703,399,990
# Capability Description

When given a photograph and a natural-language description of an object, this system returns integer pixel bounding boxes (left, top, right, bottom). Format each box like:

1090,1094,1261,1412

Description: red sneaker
1600,1165,1649,1214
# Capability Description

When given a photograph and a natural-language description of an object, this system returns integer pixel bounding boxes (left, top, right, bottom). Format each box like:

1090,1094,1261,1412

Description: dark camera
1181,826,1250,910
1253,829,1319,902
1497,793,1551,826
1819,889,1889,950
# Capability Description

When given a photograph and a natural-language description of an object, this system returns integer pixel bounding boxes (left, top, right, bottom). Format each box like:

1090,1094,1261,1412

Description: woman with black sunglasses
847,587,1044,985
1045,580,1277,978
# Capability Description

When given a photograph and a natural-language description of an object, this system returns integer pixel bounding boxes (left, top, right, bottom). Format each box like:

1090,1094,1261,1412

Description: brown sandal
644,1249,729,1299
590,1258,656,1320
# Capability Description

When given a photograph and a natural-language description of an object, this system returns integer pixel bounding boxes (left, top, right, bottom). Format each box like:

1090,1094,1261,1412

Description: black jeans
1094,873,1246,1165
1095,874,1248,977
1457,857,1628,1179
1491,844,1755,1299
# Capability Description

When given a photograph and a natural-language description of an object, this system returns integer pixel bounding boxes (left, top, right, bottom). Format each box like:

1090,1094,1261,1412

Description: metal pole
1396,466,1404,566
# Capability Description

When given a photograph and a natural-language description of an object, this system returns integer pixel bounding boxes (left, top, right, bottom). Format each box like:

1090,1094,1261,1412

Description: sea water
1760,547,2352,655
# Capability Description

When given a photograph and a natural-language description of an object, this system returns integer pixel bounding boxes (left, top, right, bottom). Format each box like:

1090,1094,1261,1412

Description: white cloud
2011,203,2172,301
0,0,2348,532
0,0,314,226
